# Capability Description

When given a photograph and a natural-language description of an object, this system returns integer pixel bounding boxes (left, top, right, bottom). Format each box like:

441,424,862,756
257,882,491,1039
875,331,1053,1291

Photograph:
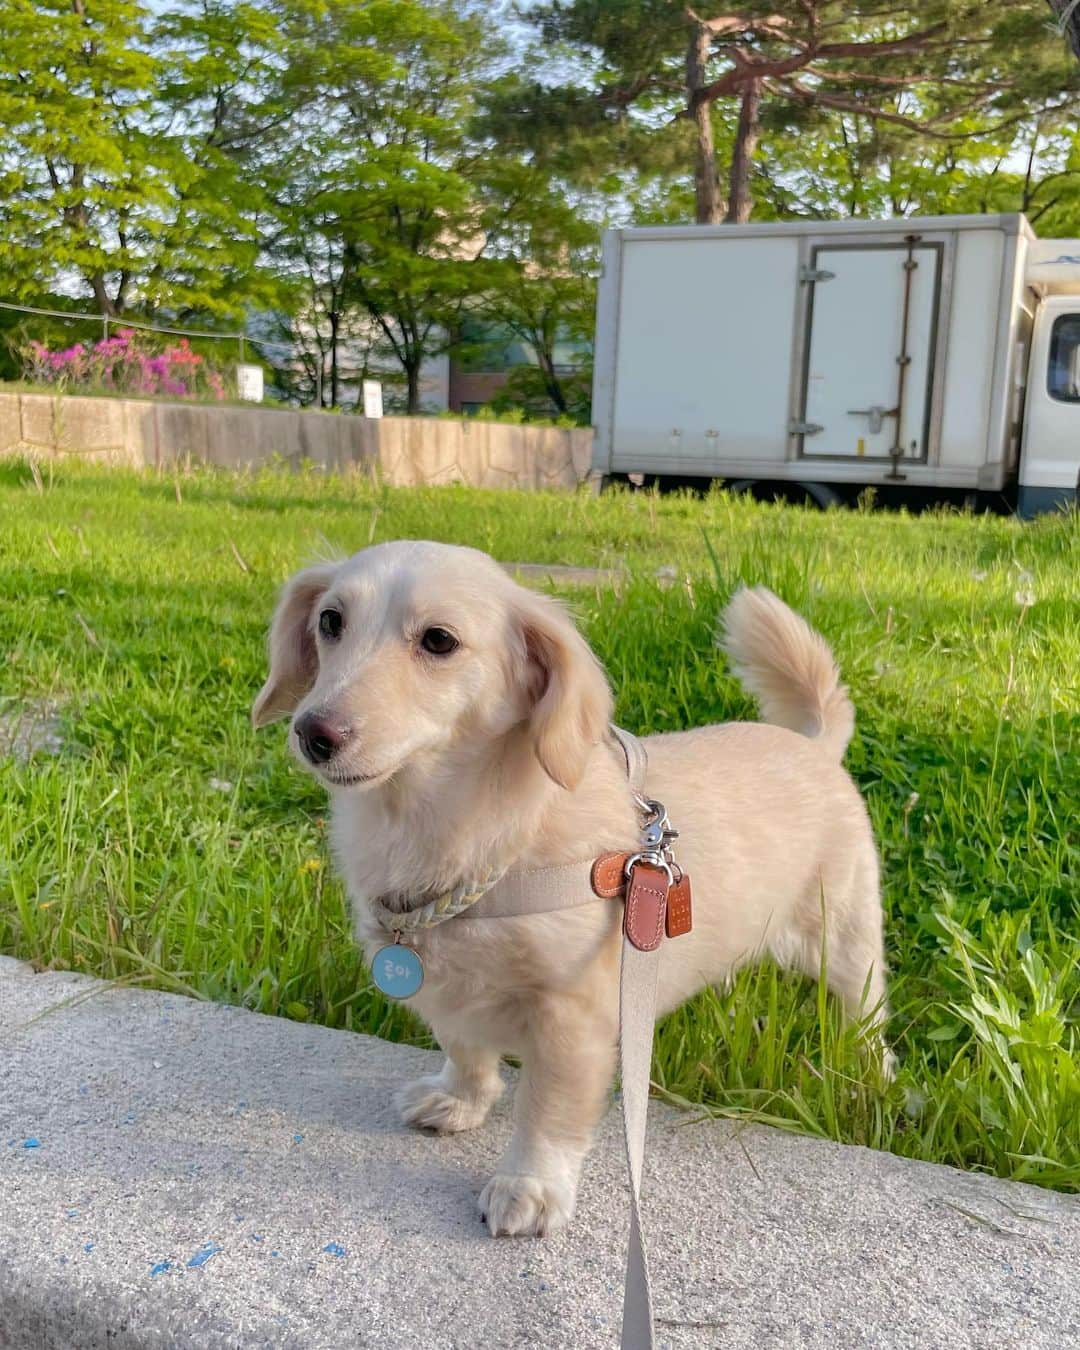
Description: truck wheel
585,472,609,496
726,479,840,509
601,472,641,491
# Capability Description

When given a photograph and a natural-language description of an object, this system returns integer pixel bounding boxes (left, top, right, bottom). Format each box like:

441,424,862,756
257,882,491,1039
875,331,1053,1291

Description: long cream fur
721,585,855,761
255,541,891,1238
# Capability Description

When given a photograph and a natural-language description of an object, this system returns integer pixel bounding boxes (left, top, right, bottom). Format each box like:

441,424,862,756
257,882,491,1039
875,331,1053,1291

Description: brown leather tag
665,873,693,938
591,851,631,899
624,863,669,952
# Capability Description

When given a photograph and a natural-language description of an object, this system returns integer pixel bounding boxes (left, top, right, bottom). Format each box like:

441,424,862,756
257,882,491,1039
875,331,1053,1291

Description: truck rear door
798,239,943,465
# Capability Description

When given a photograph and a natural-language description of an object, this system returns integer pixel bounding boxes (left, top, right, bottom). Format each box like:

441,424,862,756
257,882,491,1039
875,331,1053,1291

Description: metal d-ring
632,791,665,821
623,852,675,886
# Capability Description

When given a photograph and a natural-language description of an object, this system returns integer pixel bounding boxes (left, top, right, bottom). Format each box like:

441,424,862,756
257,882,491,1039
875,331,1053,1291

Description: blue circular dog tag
371,943,424,1000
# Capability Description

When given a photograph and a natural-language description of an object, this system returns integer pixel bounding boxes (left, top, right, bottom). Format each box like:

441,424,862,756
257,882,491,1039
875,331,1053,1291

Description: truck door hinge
799,266,835,284
789,420,824,436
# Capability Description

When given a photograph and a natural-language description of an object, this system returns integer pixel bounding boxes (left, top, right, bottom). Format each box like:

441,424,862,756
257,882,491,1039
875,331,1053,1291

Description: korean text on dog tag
371,942,424,1000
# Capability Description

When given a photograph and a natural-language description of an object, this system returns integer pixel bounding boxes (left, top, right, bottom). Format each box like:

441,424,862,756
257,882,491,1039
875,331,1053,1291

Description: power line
0,299,294,356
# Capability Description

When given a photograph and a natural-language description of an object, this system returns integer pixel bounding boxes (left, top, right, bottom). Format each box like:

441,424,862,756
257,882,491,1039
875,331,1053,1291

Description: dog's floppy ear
252,563,338,728
517,591,613,790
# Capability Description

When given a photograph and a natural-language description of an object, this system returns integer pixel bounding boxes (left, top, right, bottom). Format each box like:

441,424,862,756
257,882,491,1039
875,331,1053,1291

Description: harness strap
466,726,649,924
610,723,649,796
466,860,604,919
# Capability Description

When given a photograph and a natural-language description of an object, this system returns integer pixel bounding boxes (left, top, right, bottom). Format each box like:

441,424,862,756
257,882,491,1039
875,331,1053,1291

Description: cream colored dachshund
254,541,891,1238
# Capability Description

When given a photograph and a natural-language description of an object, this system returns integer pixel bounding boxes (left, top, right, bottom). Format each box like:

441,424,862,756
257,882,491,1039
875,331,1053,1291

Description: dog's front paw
396,1076,495,1134
478,1172,575,1238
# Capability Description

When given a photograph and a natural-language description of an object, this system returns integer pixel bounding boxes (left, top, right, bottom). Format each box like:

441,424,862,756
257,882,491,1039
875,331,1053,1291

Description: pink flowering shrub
22,331,231,401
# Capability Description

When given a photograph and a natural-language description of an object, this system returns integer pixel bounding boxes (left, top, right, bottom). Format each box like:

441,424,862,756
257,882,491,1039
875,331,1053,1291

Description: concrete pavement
1,954,1077,1349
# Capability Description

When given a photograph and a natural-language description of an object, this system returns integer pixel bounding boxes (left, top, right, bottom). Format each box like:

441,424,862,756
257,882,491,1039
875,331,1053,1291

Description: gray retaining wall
0,391,593,489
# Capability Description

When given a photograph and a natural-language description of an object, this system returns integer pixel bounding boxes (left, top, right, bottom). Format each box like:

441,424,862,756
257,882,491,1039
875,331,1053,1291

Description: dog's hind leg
790,860,896,1080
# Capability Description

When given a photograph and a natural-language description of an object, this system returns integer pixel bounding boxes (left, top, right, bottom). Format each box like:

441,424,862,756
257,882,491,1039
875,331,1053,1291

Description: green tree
471,163,600,419
528,1,1080,226
264,206,357,408
0,0,279,319
0,0,158,313
749,108,1080,236
141,0,285,317
268,0,499,413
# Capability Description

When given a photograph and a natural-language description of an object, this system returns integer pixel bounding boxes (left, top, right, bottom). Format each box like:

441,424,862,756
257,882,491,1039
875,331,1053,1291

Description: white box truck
592,212,1080,514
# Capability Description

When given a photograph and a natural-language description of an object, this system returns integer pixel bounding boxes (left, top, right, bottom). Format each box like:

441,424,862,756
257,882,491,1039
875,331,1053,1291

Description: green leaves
0,0,283,319
261,0,504,410
5,0,1080,413
516,0,1080,227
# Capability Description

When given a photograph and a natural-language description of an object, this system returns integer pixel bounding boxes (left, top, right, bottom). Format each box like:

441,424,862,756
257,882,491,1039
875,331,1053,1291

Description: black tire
725,478,840,509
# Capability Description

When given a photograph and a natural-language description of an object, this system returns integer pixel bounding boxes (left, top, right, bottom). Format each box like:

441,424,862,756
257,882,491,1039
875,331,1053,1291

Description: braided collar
367,868,507,935
365,726,648,937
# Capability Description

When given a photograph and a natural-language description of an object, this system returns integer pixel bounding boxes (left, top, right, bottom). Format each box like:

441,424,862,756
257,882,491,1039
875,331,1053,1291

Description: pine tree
526,1,1080,225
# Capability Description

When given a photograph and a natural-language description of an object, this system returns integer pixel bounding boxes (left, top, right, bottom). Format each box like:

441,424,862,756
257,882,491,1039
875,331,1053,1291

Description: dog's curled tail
719,586,854,761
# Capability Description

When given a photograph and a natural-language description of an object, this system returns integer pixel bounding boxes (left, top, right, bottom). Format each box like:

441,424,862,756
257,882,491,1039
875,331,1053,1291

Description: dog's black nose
295,712,346,765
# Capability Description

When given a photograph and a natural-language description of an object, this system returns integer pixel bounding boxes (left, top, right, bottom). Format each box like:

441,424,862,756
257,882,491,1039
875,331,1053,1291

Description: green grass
1,459,1077,1190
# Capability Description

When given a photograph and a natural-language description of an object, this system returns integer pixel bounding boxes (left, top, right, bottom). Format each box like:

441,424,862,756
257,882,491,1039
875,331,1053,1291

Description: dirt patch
503,562,625,587
0,700,65,762
505,561,681,589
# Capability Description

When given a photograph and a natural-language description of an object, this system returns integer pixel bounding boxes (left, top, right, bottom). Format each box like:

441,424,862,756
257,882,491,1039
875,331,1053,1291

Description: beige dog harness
366,727,691,1350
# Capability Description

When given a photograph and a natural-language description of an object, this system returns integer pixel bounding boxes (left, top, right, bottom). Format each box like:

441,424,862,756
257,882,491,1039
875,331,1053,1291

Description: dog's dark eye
318,608,343,640
420,626,459,656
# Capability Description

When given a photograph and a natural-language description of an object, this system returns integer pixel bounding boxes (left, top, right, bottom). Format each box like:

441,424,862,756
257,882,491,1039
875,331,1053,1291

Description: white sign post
362,379,384,419
235,363,264,403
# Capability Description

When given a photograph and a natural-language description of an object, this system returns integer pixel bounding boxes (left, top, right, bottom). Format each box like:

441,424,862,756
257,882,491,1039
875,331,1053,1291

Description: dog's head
252,541,612,792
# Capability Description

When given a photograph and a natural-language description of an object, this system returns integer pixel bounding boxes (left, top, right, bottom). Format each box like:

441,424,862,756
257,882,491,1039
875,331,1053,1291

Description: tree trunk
539,350,568,414
405,359,421,414
329,309,340,408
725,77,762,225
1048,0,1080,59
686,22,723,224
88,273,117,318
70,202,115,316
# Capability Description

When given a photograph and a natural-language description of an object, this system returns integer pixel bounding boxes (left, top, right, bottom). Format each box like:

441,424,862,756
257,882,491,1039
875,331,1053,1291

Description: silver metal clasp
623,852,675,886
629,794,682,879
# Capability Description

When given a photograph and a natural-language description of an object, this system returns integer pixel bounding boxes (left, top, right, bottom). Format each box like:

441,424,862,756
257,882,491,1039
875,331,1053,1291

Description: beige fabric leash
618,940,660,1348
469,726,660,1350
609,725,659,1350
370,727,664,1349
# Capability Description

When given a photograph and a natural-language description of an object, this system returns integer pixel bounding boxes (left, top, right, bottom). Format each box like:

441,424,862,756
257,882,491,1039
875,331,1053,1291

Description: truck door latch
846,405,896,435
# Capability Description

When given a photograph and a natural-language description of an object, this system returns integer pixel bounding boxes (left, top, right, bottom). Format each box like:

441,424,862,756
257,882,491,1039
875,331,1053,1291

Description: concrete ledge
1,955,1077,1349
0,392,593,489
